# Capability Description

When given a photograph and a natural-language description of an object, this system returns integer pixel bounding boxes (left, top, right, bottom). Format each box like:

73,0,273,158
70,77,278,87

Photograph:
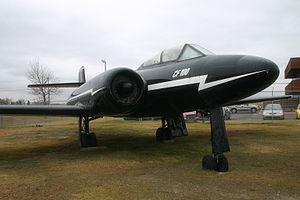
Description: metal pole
101,60,107,72
271,87,274,121
47,77,50,105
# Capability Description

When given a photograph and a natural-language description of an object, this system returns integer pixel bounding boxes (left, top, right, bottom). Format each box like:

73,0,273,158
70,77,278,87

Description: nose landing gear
202,107,230,172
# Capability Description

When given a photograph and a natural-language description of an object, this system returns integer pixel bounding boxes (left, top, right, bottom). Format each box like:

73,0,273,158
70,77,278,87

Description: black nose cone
238,55,279,85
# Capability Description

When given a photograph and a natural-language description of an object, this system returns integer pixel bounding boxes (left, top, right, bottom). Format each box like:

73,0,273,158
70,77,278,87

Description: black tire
156,128,164,142
80,133,97,147
231,108,237,113
80,134,89,147
251,108,257,113
156,128,174,142
89,133,97,147
202,155,217,170
216,155,229,172
164,128,173,140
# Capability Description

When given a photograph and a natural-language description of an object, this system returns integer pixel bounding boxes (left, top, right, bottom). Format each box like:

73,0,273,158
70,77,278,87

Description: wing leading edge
28,82,84,88
0,105,91,116
227,93,291,106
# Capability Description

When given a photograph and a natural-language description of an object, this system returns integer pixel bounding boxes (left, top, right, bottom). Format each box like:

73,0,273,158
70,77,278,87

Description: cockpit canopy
139,44,214,69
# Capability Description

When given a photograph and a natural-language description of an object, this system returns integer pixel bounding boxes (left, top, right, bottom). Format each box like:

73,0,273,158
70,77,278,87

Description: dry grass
0,117,300,200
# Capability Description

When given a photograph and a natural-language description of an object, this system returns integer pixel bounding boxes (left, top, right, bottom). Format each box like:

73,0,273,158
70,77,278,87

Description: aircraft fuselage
67,54,279,117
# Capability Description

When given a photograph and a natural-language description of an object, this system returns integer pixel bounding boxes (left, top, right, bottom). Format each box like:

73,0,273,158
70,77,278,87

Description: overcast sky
0,0,299,102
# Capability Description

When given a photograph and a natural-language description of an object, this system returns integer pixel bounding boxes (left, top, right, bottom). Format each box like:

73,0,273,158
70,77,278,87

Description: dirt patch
248,144,280,153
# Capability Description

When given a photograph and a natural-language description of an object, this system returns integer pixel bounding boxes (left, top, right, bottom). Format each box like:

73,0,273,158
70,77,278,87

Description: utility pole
47,77,50,105
271,86,274,121
101,60,107,72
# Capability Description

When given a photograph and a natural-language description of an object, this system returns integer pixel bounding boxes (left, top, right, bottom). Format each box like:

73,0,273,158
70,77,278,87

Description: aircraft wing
28,82,84,88
0,105,91,116
227,92,291,105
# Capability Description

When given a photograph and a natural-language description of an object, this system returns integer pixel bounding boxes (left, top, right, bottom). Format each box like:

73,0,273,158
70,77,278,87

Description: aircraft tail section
28,67,86,88
78,66,86,83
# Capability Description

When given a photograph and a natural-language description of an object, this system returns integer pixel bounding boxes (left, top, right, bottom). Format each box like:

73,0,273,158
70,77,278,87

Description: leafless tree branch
27,59,61,104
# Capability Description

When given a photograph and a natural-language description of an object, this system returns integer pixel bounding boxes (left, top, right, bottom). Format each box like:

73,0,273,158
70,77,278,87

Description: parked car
183,111,202,121
262,104,284,120
183,107,231,121
296,104,300,119
229,104,259,113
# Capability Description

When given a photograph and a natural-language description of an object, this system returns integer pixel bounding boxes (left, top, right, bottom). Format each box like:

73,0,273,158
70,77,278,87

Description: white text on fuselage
172,68,190,78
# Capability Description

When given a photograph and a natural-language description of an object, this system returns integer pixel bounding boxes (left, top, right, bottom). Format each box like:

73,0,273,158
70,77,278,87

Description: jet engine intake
110,70,144,105
92,68,146,116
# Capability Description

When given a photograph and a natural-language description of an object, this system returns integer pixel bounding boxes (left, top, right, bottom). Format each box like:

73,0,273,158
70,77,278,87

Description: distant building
280,57,300,110
285,57,300,95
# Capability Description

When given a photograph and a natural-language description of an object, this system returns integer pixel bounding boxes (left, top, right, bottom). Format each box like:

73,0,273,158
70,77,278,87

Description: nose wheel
202,154,228,172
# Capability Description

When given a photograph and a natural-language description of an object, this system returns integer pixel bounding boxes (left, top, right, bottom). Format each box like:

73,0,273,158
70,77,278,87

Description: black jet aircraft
0,44,289,172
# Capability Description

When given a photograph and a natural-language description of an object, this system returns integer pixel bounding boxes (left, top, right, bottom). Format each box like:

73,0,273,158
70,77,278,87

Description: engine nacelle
91,68,146,116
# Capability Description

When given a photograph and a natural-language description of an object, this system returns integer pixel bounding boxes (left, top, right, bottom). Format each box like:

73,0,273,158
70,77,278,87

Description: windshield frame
139,43,214,69
177,44,206,62
161,45,184,63
190,44,215,56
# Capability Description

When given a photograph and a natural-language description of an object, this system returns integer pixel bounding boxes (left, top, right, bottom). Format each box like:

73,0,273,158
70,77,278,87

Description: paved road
230,111,297,120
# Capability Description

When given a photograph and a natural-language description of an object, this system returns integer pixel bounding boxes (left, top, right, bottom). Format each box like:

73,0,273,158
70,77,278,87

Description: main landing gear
156,113,188,142
155,108,230,172
202,107,230,172
79,116,102,147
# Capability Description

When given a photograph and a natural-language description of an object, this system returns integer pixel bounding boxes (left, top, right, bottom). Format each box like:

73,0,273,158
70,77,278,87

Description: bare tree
27,60,60,104
0,98,11,105
14,99,26,105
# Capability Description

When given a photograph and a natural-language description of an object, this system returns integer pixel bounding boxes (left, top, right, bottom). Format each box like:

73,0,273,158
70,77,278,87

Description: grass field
0,117,300,200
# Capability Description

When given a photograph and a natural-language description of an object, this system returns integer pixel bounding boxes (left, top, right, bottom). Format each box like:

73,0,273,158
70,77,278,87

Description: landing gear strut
156,113,188,142
79,116,102,147
202,107,230,172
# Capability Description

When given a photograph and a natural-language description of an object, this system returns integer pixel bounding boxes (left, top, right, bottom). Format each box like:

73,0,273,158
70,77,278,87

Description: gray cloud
0,0,299,101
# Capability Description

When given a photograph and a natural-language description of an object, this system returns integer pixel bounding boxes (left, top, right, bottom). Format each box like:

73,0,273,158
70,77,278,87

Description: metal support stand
210,107,230,154
202,107,230,172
